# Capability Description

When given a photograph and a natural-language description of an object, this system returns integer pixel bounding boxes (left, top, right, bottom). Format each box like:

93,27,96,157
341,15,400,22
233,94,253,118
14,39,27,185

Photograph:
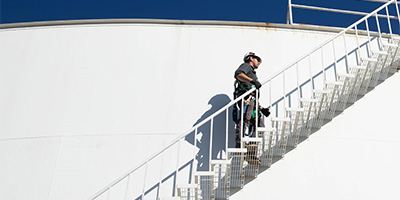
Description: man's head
243,52,262,69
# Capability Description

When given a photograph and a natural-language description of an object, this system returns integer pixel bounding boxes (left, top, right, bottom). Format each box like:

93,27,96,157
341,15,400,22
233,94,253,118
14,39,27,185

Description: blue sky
0,0,388,27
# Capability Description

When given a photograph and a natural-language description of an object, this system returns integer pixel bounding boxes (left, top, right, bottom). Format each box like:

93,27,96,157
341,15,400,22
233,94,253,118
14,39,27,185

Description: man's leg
246,116,264,165
235,97,255,148
244,98,261,165
257,116,265,137
235,101,244,148
235,120,242,148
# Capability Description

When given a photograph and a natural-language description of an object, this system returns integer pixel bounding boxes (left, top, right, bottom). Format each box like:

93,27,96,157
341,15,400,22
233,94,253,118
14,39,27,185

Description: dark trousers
235,96,265,148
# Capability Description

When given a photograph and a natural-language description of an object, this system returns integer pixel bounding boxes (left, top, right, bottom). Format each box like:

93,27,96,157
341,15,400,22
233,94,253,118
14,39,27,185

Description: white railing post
141,162,148,200
209,118,214,170
255,89,259,138
332,40,338,81
124,174,131,200
321,48,326,87
174,140,181,197
157,151,164,198
240,97,244,148
354,26,361,66
385,6,394,42
343,32,350,74
396,0,400,29
282,70,287,117
365,18,372,57
287,0,293,25
296,62,301,100
192,129,198,184
269,81,272,114
375,12,383,50
308,54,314,96
225,107,228,156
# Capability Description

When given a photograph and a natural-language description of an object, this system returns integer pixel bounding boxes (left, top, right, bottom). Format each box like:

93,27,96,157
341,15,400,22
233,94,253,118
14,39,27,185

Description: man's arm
235,73,253,83
236,73,262,89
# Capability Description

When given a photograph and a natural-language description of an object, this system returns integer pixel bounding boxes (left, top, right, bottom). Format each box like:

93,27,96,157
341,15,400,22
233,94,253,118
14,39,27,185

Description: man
233,52,270,164
235,52,262,92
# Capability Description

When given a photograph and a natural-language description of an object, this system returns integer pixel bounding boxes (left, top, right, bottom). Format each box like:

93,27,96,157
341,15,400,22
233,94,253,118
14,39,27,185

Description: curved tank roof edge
0,18,345,33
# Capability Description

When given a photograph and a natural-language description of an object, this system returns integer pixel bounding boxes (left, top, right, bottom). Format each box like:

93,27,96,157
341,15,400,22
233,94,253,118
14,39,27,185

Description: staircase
89,1,400,200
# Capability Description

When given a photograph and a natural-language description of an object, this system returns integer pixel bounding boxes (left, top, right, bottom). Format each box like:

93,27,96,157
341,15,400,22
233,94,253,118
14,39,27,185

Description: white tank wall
0,21,380,199
1,23,352,138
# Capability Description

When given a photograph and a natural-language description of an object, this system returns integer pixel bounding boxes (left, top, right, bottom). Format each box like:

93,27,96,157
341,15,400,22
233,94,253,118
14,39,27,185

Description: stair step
300,98,319,103
210,160,231,165
272,117,291,122
338,73,355,78
326,81,344,86
257,127,276,132
299,135,309,139
177,184,199,199
285,107,305,112
160,197,180,200
242,137,263,143
285,144,297,150
177,184,198,189
313,89,329,94
350,65,367,70
194,171,215,176
361,57,378,62
382,42,398,47
272,154,285,159
311,127,321,131
372,50,388,55
227,148,247,153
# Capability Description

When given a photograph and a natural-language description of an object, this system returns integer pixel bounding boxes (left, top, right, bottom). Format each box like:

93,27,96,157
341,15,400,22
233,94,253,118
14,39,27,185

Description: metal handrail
90,87,257,199
90,0,399,199
277,0,398,85
287,0,399,25
291,4,397,19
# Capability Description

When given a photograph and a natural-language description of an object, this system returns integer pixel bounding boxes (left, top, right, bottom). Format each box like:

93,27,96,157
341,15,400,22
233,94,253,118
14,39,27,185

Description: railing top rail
364,0,400,3
91,0,398,198
287,0,399,24
290,4,398,19
270,0,397,83
90,86,256,199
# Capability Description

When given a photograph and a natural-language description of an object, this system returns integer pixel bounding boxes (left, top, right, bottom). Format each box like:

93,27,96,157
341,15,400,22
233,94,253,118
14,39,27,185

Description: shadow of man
185,94,236,171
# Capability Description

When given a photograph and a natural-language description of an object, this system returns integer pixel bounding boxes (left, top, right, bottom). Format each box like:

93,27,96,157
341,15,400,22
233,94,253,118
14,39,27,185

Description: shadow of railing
185,94,236,172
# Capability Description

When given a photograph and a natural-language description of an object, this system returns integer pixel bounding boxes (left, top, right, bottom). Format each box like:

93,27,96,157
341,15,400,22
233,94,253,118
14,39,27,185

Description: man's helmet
243,52,262,62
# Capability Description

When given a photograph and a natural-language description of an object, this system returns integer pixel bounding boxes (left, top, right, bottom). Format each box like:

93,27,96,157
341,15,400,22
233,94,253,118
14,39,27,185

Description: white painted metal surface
1,1,400,199
0,22,345,200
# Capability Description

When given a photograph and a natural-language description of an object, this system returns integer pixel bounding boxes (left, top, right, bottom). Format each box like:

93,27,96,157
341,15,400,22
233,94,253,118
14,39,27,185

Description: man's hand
250,80,262,89
260,108,270,117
